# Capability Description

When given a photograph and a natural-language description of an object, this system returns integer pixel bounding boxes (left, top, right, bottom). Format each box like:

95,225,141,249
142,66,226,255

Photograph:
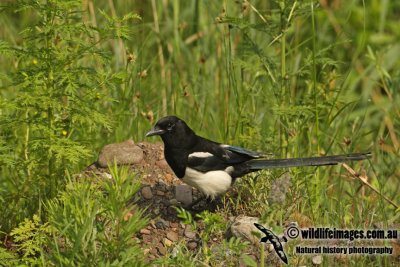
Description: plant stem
311,1,320,155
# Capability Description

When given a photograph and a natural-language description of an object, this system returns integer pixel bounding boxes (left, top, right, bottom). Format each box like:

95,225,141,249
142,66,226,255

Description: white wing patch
189,152,214,158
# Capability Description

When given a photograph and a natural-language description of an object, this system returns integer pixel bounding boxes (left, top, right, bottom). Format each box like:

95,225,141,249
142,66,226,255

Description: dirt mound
79,140,275,263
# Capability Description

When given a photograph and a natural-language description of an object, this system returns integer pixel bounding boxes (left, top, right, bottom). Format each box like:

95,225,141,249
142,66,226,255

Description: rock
175,185,192,206
227,215,260,245
153,207,160,215
156,190,165,196
156,218,170,229
171,247,179,258
141,186,153,200
150,247,158,255
140,228,151,235
141,234,152,243
155,182,167,192
156,159,169,169
184,225,196,239
169,198,179,206
164,173,173,183
187,241,198,250
170,222,179,228
312,255,322,265
166,231,179,242
156,244,167,256
98,140,143,167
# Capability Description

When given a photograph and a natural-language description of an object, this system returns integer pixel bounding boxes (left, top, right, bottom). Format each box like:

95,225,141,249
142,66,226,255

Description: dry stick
342,163,399,209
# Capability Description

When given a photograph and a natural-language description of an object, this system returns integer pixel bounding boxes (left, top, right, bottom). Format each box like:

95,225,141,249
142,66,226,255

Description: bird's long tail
248,152,371,170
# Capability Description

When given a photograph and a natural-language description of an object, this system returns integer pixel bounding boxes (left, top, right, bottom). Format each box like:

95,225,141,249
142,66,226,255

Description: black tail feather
248,152,371,170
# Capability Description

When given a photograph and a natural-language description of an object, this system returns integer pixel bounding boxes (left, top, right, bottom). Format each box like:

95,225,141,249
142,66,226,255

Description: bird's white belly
182,168,233,199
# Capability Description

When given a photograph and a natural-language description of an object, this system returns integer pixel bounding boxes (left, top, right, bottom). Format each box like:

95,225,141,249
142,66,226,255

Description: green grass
0,0,399,266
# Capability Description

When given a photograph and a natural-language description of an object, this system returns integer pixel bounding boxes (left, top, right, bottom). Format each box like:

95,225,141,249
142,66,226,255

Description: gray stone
98,140,143,167
184,225,196,239
169,198,179,206
187,241,198,250
175,185,192,206
155,219,170,229
227,215,261,245
153,207,160,215
141,186,153,200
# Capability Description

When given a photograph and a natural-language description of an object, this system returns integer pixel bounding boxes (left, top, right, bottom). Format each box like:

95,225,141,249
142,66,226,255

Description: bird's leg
184,195,208,211
184,195,223,212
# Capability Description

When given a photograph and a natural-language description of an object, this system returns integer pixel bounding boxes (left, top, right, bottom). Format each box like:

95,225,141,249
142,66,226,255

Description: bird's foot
183,196,222,212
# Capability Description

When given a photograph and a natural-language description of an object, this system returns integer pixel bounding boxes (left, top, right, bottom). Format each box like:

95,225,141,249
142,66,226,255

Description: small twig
248,2,267,23
342,163,399,209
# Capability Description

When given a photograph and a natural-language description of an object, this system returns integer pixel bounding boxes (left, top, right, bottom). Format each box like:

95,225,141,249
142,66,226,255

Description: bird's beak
145,126,166,137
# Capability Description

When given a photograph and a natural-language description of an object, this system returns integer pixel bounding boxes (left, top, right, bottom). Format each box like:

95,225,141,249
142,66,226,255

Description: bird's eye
167,122,174,131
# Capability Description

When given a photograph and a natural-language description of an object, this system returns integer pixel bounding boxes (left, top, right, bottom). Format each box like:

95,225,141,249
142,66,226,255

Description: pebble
164,238,173,247
184,225,196,239
164,173,173,183
156,190,165,196
155,182,167,192
160,198,170,206
141,186,153,200
140,228,151,235
141,235,152,243
150,248,158,255
155,159,169,169
171,247,179,258
187,241,198,250
169,198,179,205
170,222,179,228
312,255,322,265
166,231,179,242
156,218,170,229
153,207,160,215
156,244,167,256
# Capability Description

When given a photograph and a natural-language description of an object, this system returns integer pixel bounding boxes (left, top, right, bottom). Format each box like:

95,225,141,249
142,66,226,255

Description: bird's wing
187,141,264,173
221,145,264,159
187,152,230,172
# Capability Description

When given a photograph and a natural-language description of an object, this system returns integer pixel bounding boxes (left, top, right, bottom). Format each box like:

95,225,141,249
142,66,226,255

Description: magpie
146,115,370,200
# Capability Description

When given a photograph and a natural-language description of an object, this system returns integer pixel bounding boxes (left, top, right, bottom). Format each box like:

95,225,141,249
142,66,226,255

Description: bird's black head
146,116,195,148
